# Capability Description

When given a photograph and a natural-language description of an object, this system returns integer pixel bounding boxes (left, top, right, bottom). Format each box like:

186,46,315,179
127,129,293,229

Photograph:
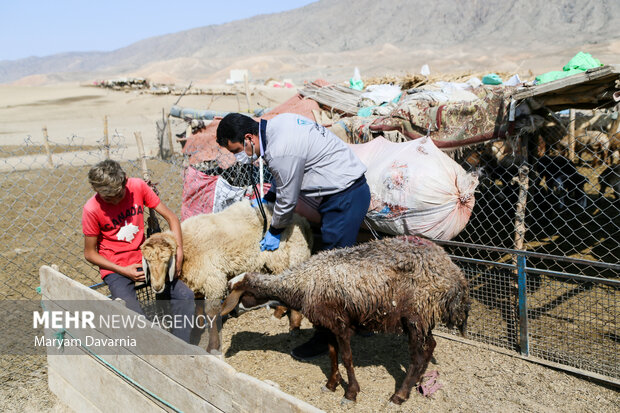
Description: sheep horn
142,257,150,285
221,289,244,316
168,255,176,283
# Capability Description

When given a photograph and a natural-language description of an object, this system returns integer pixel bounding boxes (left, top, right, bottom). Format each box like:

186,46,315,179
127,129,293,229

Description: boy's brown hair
88,160,127,198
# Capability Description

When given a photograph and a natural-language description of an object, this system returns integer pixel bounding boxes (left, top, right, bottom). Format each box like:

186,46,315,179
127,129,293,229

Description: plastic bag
349,137,478,240
482,73,503,85
349,67,364,91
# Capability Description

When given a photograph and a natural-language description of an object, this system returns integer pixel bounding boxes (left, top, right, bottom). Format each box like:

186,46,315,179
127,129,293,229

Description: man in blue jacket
216,113,370,360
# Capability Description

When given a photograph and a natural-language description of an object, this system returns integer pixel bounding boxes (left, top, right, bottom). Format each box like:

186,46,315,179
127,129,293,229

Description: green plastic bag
350,78,364,91
536,52,604,84
535,68,584,84
562,52,602,72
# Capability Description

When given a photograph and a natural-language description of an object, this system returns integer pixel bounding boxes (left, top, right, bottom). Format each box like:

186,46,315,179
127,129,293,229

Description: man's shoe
291,330,329,361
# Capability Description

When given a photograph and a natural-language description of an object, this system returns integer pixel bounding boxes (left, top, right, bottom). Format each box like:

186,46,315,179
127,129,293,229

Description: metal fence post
517,253,529,356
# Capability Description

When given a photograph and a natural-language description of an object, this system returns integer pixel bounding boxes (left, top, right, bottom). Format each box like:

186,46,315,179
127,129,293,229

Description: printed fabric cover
368,86,515,149
181,166,270,220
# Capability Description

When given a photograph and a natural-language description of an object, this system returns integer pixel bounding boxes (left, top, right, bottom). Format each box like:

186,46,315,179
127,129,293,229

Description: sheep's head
140,233,177,294
221,273,280,316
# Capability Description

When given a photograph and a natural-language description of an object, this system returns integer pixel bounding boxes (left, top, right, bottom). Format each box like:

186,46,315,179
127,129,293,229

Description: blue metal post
517,254,529,356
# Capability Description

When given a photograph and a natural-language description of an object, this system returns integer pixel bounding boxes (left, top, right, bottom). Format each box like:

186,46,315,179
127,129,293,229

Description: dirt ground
216,307,620,413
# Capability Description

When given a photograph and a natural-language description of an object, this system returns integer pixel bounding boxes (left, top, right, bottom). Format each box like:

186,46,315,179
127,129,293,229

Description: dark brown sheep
222,236,470,405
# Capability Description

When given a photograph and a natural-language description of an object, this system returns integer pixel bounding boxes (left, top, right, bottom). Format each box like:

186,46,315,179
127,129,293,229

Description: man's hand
123,263,145,282
260,230,281,251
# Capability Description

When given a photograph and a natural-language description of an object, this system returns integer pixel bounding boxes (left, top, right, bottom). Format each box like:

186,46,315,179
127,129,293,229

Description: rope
36,287,184,412
364,217,381,240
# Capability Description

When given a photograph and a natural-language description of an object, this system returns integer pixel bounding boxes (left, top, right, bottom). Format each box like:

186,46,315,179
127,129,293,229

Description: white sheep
141,199,313,349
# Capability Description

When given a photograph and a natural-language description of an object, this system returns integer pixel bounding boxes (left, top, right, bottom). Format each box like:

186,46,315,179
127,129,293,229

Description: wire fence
0,108,618,395
443,107,619,383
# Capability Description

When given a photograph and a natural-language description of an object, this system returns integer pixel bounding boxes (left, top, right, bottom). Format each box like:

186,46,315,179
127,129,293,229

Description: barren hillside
1,0,619,84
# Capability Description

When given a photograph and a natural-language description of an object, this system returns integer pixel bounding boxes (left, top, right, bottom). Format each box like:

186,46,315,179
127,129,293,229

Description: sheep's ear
221,289,244,316
142,257,150,285
168,255,176,283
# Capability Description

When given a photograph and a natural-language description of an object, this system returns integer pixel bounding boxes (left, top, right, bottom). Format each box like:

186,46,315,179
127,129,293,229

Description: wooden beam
513,65,620,101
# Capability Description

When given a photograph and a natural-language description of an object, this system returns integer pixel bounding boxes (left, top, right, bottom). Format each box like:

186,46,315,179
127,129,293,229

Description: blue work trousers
318,175,371,250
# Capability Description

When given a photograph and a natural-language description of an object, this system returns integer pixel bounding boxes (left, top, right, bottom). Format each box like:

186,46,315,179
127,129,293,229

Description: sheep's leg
205,299,222,354
336,332,360,402
272,305,288,319
288,309,303,331
324,332,341,392
189,298,206,345
390,325,436,405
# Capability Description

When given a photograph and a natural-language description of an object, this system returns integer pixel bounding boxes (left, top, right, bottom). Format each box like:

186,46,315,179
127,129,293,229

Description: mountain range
2,0,619,85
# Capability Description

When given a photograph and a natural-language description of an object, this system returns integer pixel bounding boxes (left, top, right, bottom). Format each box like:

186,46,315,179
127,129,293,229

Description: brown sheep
222,235,470,405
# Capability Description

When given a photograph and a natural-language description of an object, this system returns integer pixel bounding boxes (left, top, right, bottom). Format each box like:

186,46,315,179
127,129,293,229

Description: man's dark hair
216,113,259,147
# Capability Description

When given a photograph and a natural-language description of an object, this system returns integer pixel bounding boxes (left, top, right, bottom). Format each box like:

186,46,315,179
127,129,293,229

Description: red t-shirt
82,178,160,279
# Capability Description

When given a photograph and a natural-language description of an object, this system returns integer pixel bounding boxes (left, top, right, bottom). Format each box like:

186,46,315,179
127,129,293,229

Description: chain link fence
0,108,618,400
444,107,619,383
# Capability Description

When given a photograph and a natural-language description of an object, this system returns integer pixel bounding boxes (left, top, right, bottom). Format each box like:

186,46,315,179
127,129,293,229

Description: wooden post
167,115,175,157
103,115,110,159
568,109,575,162
244,73,252,112
42,126,54,168
235,89,241,112
608,103,620,158
186,123,192,145
133,132,150,182
134,131,161,236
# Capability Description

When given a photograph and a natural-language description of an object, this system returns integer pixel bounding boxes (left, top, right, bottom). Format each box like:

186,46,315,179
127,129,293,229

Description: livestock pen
0,95,618,410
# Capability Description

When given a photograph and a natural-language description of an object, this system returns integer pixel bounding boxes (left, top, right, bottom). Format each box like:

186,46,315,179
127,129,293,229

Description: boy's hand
124,263,145,282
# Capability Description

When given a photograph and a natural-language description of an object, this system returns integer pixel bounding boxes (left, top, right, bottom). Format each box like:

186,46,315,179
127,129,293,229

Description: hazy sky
0,0,318,61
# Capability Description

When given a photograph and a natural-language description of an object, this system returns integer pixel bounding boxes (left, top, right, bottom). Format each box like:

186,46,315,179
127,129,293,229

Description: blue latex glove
250,198,268,208
260,231,281,251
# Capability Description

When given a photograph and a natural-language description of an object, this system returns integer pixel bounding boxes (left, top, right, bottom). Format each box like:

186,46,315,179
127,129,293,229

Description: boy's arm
83,236,145,282
153,202,183,277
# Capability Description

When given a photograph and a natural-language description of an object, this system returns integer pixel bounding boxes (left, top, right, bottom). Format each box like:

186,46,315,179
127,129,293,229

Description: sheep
140,199,313,350
221,235,470,405
599,164,620,199
535,155,588,209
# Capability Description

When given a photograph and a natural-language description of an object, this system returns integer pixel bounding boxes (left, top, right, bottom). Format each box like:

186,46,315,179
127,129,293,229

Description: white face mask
235,140,257,164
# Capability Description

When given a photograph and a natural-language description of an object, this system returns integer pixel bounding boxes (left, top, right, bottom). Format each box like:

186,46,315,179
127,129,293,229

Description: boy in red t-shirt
82,160,194,342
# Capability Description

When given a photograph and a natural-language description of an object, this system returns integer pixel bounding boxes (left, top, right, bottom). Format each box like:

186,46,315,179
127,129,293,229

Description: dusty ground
222,308,620,413
0,83,297,155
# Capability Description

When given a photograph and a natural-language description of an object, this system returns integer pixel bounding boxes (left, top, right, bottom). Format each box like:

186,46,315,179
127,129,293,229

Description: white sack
350,137,478,240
